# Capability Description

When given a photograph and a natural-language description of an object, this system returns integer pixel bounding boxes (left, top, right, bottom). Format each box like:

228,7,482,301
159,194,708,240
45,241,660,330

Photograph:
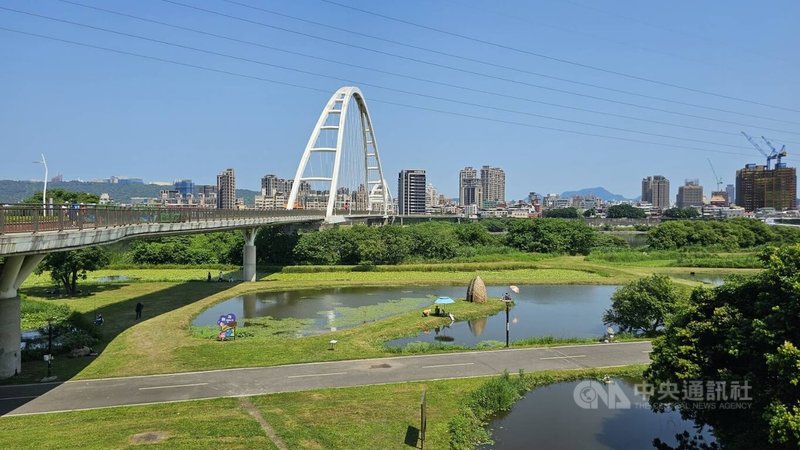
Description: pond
670,273,726,286
92,275,137,283
481,378,715,449
386,285,617,347
194,286,472,334
193,285,617,340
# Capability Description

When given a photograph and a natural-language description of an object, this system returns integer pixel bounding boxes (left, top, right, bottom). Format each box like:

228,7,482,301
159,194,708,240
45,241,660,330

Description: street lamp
503,297,513,348
33,153,48,212
45,317,54,379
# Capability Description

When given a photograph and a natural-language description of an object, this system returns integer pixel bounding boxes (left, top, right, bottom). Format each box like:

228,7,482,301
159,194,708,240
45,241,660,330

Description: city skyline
1,1,797,199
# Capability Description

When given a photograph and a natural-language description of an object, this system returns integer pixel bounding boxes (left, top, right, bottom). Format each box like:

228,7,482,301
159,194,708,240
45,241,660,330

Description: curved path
1,341,651,416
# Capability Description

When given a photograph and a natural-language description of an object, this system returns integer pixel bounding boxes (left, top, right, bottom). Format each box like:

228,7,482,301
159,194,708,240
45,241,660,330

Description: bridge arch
286,87,391,218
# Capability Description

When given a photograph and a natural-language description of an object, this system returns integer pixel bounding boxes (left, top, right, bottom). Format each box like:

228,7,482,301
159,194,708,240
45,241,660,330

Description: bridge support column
242,228,258,282
0,254,46,378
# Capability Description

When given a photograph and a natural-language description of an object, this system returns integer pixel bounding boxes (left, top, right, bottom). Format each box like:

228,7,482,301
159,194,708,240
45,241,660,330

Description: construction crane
762,136,788,168
741,131,775,169
707,158,723,191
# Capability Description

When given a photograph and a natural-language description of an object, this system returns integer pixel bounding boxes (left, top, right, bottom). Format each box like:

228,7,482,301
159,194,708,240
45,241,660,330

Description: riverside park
4,216,788,449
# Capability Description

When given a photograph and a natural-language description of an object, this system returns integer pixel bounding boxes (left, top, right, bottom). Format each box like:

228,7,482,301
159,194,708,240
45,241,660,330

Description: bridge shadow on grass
0,280,236,415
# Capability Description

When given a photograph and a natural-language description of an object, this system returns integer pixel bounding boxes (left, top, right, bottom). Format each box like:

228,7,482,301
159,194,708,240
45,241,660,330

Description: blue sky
1,0,798,199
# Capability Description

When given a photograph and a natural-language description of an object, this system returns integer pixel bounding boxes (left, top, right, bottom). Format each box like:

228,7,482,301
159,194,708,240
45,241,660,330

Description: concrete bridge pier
0,254,46,378
242,228,258,282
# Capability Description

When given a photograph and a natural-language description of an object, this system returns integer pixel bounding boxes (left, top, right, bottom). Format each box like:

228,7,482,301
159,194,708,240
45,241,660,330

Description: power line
319,0,800,114
52,0,800,144
442,0,740,73
155,0,800,135
556,0,788,65
213,0,800,126
0,6,770,150
0,25,764,160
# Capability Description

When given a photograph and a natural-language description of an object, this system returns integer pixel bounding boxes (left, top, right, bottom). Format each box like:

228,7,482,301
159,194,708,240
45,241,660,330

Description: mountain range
560,187,633,202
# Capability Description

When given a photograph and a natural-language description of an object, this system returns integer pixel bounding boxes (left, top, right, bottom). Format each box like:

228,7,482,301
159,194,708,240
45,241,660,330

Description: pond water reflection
193,285,616,339
482,378,715,449
387,285,617,347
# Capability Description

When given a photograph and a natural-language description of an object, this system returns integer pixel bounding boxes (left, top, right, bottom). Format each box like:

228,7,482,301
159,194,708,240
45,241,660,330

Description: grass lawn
12,256,756,382
0,397,275,450
0,366,646,450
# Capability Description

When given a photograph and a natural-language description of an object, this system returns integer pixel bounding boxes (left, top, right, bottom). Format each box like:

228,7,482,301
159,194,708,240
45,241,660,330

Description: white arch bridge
0,86,403,378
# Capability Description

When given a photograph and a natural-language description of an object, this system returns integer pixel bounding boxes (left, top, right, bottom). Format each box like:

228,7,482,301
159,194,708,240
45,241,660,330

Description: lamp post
503,298,513,348
33,154,48,213
45,318,53,378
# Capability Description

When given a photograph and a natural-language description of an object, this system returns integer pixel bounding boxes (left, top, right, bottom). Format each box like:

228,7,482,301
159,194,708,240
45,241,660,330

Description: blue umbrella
434,296,455,304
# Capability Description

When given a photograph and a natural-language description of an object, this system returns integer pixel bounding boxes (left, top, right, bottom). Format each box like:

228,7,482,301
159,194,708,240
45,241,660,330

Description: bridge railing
0,204,324,235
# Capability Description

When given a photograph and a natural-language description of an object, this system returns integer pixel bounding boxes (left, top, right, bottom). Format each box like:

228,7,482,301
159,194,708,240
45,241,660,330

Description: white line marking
287,372,347,379
642,350,652,353
421,362,475,369
0,395,38,401
540,355,587,360
138,383,208,391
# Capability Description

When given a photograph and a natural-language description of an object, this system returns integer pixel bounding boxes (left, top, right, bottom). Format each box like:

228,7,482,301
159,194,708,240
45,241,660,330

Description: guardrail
0,204,325,235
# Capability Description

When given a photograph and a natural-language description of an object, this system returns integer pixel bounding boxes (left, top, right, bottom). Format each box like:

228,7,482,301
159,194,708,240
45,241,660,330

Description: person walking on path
135,302,144,320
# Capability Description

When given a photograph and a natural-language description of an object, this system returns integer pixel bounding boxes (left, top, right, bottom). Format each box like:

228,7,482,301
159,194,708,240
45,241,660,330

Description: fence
0,204,324,235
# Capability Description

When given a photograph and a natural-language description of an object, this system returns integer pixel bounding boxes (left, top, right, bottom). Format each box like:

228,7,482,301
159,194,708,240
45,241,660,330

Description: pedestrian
135,302,144,320
218,270,223,282
207,271,212,282
94,313,104,326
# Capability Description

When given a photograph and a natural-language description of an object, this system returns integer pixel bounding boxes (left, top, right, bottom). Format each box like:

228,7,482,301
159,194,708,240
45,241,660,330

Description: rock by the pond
466,276,487,303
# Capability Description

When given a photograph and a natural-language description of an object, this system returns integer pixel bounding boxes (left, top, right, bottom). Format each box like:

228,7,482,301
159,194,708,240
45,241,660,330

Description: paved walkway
0,341,651,416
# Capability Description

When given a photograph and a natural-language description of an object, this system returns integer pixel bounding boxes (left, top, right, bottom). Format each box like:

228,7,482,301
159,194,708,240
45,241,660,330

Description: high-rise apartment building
480,165,506,206
676,180,703,208
641,175,670,210
735,164,797,211
725,184,735,206
216,168,236,209
174,179,194,197
459,167,479,206
426,183,439,210
260,174,293,197
397,169,427,215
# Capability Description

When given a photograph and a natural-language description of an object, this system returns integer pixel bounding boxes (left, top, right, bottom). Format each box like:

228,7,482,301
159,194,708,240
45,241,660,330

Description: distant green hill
0,180,258,206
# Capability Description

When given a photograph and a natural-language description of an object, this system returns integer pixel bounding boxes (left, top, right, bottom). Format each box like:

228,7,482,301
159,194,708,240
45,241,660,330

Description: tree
583,208,597,218
506,219,596,255
645,246,800,449
602,274,682,335
663,207,700,219
454,222,496,246
37,247,110,294
255,226,299,265
605,204,646,219
544,207,579,218
24,188,99,204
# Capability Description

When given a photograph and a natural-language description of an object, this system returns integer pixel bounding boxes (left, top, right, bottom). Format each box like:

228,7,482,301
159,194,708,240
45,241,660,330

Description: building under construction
735,164,796,211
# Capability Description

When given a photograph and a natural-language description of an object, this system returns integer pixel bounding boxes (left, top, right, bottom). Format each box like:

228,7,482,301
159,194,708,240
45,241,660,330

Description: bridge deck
0,204,324,256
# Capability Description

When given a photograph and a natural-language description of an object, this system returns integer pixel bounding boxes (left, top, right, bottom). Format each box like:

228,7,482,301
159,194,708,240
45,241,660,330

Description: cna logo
573,380,631,409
